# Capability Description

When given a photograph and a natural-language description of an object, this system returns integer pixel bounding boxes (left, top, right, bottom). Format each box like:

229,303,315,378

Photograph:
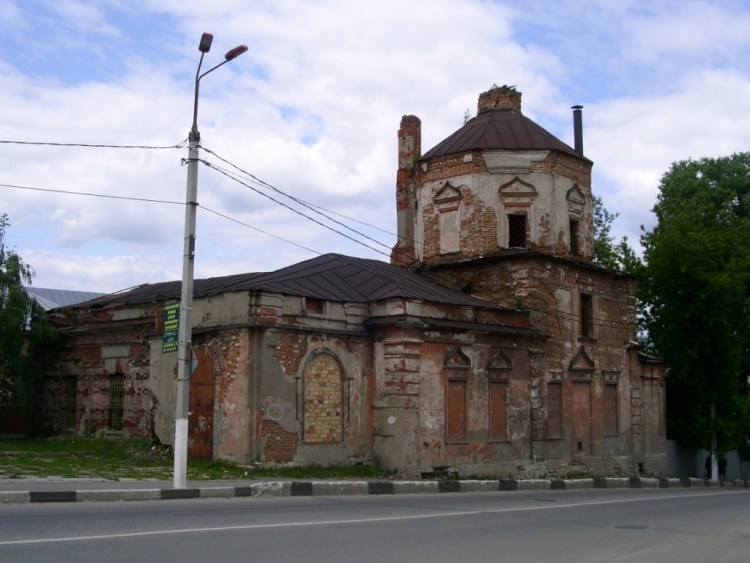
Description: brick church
46,86,667,478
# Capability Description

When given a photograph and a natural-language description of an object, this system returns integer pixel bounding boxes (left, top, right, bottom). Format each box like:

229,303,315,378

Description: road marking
0,490,747,546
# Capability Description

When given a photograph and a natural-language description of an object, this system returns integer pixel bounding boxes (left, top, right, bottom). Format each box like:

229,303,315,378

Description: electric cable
0,139,187,149
200,159,393,254
201,145,402,241
200,160,394,260
0,183,183,205
200,205,322,256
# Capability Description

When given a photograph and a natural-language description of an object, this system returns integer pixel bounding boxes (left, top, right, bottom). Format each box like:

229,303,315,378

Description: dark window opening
110,375,124,431
580,293,593,338
570,219,579,256
508,214,527,248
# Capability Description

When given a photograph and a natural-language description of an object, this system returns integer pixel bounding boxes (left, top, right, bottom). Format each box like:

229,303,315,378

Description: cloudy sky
2,0,750,293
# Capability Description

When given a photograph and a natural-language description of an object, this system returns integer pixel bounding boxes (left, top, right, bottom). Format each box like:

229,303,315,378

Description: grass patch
0,436,173,480
0,436,390,481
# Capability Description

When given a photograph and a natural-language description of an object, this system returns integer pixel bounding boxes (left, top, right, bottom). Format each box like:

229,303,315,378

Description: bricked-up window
604,383,618,436
440,209,460,253
64,376,78,429
303,352,342,443
570,219,579,256
508,214,527,248
489,381,508,441
109,374,124,431
580,293,593,338
487,350,511,442
446,379,467,442
444,349,470,443
305,297,325,315
547,381,562,438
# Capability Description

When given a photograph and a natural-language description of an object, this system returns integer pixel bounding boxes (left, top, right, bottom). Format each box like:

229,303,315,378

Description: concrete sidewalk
1,476,747,504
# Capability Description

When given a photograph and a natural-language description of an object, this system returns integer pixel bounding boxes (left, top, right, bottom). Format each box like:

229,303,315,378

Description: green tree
0,214,58,416
640,153,750,452
593,195,642,274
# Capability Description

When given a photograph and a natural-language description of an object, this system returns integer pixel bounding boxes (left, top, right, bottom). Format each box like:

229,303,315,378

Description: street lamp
174,33,247,489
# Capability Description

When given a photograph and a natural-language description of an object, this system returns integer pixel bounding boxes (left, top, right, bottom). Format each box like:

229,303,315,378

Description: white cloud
47,0,121,38
588,68,750,241
1,0,749,291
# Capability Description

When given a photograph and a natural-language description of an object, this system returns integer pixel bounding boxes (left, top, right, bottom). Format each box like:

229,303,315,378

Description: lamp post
174,33,247,489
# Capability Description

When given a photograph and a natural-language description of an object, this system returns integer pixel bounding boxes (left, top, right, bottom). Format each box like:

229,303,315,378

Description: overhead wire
198,146,434,264
0,138,432,262
0,139,187,150
0,183,183,206
198,156,394,254
200,145,402,241
199,159,395,260
199,145,460,259
0,183,323,258
200,206,322,256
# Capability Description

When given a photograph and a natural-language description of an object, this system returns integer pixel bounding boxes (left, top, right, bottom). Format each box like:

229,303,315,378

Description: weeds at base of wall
0,436,394,481
564,471,595,479
242,462,391,480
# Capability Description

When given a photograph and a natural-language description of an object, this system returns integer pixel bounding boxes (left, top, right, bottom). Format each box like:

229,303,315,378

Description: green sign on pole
162,302,180,353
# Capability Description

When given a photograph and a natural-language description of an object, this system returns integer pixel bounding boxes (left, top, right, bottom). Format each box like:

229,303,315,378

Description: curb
1,478,747,504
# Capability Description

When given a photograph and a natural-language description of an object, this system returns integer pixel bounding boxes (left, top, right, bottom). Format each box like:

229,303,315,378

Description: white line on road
1,490,747,547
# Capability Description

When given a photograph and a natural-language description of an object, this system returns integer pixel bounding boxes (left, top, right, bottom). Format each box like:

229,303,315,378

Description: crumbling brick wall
45,307,158,438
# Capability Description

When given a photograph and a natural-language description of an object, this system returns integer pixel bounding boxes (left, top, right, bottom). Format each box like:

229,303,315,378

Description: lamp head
199,33,214,53
225,45,248,60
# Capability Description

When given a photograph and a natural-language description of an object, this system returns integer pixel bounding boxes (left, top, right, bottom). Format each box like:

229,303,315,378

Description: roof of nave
65,253,501,310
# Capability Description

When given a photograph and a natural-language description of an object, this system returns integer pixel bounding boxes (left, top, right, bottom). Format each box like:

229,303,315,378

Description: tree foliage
593,195,642,274
640,153,750,451
0,214,58,414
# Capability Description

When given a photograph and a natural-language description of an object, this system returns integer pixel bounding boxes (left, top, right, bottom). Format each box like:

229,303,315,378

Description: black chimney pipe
572,105,583,155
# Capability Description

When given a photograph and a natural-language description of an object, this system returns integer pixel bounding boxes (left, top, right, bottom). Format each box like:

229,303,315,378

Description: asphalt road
1,488,748,562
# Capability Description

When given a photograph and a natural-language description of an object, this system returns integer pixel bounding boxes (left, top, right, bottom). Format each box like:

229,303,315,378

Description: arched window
303,351,343,443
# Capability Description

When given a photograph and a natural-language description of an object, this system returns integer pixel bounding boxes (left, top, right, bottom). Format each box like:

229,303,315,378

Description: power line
200,160,394,260
200,206,322,256
0,139,187,150
1,141,431,261
199,149,426,264
0,182,324,257
0,183,183,206
199,153,393,253
201,145,402,240
200,145,448,259
2,146,424,262
202,159,393,253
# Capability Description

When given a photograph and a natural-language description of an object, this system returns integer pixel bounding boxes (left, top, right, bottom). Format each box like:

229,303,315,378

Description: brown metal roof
71,254,500,310
420,109,588,161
